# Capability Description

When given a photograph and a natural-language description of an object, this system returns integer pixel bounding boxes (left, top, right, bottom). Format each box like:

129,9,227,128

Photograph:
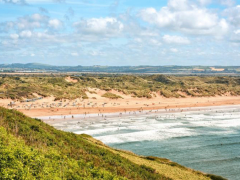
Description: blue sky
0,0,240,66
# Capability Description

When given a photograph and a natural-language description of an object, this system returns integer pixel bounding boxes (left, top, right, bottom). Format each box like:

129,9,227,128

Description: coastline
2,95,240,118
39,104,240,126
23,96,240,118
37,102,240,179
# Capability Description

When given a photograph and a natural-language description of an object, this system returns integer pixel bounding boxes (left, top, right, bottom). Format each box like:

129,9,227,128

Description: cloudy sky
0,0,240,66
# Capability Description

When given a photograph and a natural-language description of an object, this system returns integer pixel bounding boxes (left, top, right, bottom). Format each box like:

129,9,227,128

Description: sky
1,0,240,66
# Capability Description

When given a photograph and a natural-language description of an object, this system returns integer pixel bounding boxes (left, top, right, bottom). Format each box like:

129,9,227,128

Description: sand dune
65,76,78,83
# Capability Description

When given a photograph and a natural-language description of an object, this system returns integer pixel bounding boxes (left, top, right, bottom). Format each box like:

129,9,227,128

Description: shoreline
25,99,240,118
39,104,240,125
2,95,240,118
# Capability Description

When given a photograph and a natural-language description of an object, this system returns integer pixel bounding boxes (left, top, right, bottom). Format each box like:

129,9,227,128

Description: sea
41,105,240,180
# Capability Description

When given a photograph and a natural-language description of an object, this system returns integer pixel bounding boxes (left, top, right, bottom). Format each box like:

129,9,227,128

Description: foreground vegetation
0,107,226,179
1,74,240,100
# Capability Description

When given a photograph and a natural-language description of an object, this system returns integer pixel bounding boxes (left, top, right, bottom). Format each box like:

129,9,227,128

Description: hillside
0,107,226,180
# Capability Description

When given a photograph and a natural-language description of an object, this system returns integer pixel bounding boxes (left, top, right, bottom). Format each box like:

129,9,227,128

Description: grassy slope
0,107,226,180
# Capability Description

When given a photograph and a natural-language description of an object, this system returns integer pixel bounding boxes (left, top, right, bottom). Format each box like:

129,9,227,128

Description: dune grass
1,74,240,100
102,92,123,99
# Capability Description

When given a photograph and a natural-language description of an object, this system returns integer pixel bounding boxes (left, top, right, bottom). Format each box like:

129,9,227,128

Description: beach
1,89,240,118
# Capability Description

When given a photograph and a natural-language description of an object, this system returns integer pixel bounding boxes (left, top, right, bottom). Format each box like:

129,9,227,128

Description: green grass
0,107,226,180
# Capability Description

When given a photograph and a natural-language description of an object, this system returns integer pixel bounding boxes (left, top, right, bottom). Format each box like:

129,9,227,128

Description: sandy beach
1,88,240,118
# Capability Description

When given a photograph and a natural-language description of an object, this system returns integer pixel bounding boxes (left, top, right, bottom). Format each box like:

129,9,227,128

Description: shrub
102,93,123,99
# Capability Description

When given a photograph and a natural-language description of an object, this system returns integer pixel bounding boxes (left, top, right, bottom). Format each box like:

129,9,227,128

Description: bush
102,92,123,99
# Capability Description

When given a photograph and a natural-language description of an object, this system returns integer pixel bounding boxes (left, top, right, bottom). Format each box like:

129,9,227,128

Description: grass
0,74,240,100
0,107,227,180
102,92,123,99
1,74,240,101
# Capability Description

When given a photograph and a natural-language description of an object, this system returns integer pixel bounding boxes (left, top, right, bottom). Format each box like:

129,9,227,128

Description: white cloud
218,0,235,7
224,6,240,27
16,14,49,30
229,27,240,43
163,35,190,44
48,19,62,29
168,0,192,11
74,17,123,36
177,9,218,29
149,39,162,46
215,19,229,37
134,38,142,43
0,14,60,38
71,52,79,56
31,13,45,21
170,48,178,52
140,7,219,31
139,8,175,28
139,1,229,37
234,29,240,34
89,50,105,56
198,0,212,6
20,30,32,38
10,33,19,39
0,22,14,33
2,0,26,5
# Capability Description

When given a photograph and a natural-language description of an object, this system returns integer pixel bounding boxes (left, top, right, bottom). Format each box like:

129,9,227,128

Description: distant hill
0,63,240,74
0,107,226,179
0,63,53,69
